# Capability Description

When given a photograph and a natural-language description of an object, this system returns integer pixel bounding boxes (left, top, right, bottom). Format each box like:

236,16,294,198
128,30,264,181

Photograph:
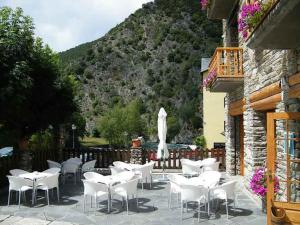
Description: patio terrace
0,173,266,225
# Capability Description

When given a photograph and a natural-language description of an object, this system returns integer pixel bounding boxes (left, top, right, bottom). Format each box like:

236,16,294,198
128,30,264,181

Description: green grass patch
80,136,108,147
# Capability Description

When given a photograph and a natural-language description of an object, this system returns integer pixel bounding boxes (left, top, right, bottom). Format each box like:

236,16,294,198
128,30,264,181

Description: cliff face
60,0,222,143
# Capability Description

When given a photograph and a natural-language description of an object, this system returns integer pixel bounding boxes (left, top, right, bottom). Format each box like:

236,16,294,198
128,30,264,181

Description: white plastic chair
203,161,220,172
180,184,208,221
211,181,237,220
111,178,139,215
109,166,126,175
47,160,62,169
82,179,109,213
168,174,188,208
201,158,216,165
42,168,61,174
113,161,131,170
66,157,82,165
199,171,221,189
7,175,33,207
112,171,135,184
9,169,29,176
35,174,60,205
81,160,96,174
181,160,201,177
133,164,152,190
62,162,79,184
83,172,110,184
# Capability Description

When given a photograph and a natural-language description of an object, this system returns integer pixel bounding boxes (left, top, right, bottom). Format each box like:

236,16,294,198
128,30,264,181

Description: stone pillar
130,147,143,164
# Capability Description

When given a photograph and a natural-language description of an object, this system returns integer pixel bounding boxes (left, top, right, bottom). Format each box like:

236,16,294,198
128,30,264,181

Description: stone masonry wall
223,0,300,191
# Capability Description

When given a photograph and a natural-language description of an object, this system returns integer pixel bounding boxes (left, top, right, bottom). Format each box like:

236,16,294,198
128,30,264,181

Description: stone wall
222,0,300,191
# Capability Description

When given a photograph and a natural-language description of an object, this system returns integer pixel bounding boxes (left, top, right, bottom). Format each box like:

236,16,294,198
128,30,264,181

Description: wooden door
239,115,244,176
267,112,300,225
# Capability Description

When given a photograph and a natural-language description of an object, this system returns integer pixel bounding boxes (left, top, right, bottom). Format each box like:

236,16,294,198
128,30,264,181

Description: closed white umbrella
157,107,169,159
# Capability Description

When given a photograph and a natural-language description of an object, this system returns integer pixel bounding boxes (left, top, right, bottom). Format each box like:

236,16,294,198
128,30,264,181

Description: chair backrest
145,161,156,171
113,161,131,170
66,157,82,165
84,172,103,180
36,174,59,189
112,171,135,183
215,180,237,199
180,184,208,202
168,174,185,193
134,164,151,180
7,175,32,190
82,179,108,196
43,168,61,174
203,161,220,172
109,166,126,175
181,162,200,175
62,162,79,174
113,178,139,196
9,169,29,176
200,171,221,188
47,160,62,169
82,160,96,172
201,158,216,165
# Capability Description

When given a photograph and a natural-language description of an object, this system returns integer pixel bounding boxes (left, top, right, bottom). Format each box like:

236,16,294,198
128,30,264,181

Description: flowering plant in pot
203,69,217,88
250,167,279,212
238,0,273,39
200,0,210,10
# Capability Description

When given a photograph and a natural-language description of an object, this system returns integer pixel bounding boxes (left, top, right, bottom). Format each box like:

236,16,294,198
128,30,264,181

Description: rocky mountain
60,0,222,143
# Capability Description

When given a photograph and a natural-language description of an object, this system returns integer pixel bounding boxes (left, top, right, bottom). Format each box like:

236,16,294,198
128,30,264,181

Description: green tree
0,7,77,147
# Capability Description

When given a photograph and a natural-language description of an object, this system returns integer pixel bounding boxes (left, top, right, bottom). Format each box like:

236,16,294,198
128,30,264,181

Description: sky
1,0,153,52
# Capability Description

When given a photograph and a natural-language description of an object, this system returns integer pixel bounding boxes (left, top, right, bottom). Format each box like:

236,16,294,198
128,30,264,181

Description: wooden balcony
206,47,244,93
207,0,238,20
247,0,300,49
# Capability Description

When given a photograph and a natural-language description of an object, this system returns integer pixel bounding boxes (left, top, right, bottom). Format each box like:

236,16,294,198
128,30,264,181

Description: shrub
193,135,206,148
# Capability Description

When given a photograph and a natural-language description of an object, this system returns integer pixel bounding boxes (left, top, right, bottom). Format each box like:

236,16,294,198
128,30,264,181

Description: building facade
201,58,226,149
202,0,300,224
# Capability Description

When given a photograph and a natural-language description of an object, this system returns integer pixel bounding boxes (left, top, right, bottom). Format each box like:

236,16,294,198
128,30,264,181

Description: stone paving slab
0,174,266,225
0,215,9,222
14,217,50,225
0,216,23,225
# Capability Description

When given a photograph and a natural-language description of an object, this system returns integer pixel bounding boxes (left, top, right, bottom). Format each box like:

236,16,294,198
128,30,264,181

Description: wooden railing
0,147,225,187
62,148,131,168
208,47,243,83
144,148,226,170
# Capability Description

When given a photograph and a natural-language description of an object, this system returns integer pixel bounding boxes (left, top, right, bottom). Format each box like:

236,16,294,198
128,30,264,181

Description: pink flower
200,0,208,10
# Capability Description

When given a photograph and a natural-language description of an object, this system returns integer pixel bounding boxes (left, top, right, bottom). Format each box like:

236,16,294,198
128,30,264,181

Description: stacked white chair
47,160,62,169
7,175,33,207
35,173,60,205
111,178,139,215
180,184,208,221
9,169,29,176
113,161,132,170
112,171,135,184
211,180,238,220
82,179,110,213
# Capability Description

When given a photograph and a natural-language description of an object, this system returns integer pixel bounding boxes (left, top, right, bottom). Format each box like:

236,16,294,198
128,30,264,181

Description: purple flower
250,167,279,198
200,0,208,10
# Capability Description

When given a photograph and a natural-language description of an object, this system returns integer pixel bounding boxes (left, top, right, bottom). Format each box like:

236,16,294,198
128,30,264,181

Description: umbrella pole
163,157,165,180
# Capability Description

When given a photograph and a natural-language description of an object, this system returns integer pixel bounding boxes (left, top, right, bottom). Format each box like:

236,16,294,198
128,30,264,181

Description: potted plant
238,0,273,40
249,167,279,213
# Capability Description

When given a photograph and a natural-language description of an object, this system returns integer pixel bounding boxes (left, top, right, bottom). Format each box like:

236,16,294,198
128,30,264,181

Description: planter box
207,0,238,20
247,0,300,49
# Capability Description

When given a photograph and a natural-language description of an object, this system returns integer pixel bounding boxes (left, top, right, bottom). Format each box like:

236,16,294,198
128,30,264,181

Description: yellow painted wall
202,71,226,148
